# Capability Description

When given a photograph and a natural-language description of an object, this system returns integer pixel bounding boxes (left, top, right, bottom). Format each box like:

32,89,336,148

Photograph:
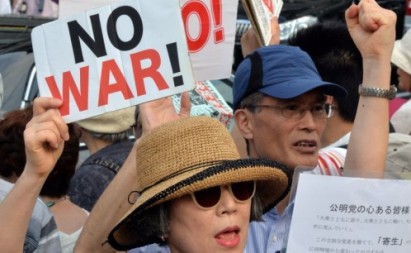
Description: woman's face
167,185,252,253
397,67,411,92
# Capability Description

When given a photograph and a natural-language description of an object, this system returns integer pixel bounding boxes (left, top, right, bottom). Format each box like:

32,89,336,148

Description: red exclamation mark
166,42,184,87
211,0,224,43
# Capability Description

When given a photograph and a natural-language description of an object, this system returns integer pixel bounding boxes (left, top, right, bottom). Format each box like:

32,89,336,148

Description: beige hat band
122,158,291,225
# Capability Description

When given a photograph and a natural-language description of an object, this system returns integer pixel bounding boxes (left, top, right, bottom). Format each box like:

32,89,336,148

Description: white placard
287,173,411,252
32,0,195,123
59,0,238,81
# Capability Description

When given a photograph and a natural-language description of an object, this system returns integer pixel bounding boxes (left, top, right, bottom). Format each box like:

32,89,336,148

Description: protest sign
241,0,283,46
32,0,195,123
172,80,234,131
287,174,411,252
59,0,238,81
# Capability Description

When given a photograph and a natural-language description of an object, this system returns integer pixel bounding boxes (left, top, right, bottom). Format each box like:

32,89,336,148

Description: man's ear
234,109,254,141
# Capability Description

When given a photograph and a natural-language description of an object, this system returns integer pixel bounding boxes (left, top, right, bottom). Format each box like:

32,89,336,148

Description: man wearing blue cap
73,1,397,252
233,45,347,169
233,1,397,252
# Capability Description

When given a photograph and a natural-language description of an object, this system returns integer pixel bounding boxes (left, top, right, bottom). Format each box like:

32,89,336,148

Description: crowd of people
0,0,410,253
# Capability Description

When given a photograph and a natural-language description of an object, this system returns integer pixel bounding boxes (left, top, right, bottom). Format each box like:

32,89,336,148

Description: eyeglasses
247,103,334,120
190,181,256,209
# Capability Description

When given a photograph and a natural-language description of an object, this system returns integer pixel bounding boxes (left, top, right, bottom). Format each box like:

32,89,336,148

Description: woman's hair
129,193,264,243
0,105,81,197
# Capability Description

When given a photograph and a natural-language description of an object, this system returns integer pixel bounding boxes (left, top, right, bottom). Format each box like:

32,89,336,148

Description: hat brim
391,40,411,75
259,79,347,99
108,158,291,250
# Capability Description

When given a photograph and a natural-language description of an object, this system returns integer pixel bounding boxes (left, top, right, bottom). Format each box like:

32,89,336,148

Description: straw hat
108,116,291,250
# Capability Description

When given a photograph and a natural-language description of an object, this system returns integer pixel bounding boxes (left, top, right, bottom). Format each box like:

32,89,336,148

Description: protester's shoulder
104,140,134,154
316,147,346,176
386,133,411,176
0,179,52,223
88,141,133,161
31,196,54,224
0,179,14,197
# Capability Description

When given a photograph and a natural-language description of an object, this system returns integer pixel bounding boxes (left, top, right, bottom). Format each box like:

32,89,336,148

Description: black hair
288,20,362,123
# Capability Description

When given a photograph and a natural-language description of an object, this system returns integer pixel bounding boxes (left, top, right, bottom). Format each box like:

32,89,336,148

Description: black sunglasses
190,181,256,209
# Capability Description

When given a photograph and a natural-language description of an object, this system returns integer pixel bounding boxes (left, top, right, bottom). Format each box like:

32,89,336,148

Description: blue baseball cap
232,45,347,110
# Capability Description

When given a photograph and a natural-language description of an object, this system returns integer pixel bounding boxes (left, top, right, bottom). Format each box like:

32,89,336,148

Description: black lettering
107,6,143,51
68,14,107,64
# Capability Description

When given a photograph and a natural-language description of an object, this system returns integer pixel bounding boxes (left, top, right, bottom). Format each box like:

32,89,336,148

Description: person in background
13,0,43,15
69,107,134,212
41,0,58,17
107,116,292,252
74,1,397,252
288,21,362,148
231,0,396,252
390,28,411,134
0,105,88,252
0,98,66,253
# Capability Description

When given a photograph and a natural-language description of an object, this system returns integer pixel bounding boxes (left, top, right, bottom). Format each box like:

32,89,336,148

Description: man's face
236,90,327,170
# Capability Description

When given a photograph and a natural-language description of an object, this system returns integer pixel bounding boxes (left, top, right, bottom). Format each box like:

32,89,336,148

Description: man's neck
322,115,353,147
275,193,290,215
81,130,113,155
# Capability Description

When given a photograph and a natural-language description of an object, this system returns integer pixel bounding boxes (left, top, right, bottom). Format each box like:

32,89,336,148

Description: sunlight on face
167,187,251,253
247,90,327,170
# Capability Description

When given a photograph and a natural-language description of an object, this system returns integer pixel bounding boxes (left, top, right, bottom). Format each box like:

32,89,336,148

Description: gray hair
87,129,132,143
237,92,266,111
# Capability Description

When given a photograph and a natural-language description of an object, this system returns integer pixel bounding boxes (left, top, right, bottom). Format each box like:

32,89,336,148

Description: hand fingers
353,0,397,31
241,27,260,57
32,97,63,116
345,1,396,34
269,17,280,45
26,105,69,141
345,4,360,29
179,92,191,118
24,120,64,149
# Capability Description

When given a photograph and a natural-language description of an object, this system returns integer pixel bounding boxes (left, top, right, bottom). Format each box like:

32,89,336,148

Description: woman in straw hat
106,115,292,252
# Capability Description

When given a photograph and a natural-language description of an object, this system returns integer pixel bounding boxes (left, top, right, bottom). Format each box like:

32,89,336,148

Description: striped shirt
245,147,345,253
0,179,62,253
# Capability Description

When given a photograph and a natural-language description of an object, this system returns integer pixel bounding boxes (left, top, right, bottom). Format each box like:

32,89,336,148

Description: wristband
358,84,397,100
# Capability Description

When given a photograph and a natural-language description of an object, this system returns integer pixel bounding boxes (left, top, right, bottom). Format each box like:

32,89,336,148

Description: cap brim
259,79,347,99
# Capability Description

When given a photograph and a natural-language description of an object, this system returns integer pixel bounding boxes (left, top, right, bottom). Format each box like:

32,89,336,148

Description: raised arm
344,0,397,176
240,17,280,57
0,97,68,252
74,93,191,253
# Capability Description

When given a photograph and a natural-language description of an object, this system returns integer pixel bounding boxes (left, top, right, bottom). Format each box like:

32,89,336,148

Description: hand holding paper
241,0,283,46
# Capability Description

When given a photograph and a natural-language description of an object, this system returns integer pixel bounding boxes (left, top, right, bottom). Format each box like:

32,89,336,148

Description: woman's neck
41,195,68,208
